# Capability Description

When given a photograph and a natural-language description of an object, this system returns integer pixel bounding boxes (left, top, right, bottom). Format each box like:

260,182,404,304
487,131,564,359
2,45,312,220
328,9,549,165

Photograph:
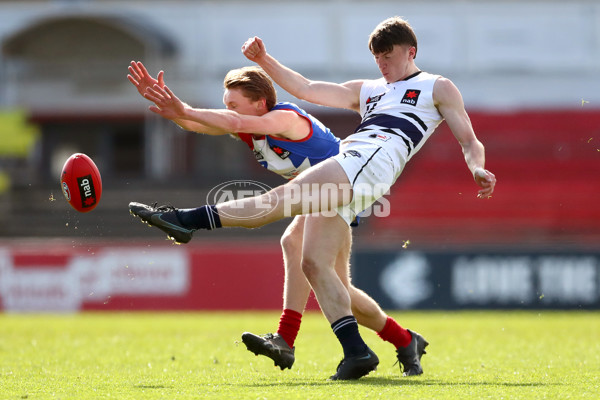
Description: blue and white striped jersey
349,71,444,163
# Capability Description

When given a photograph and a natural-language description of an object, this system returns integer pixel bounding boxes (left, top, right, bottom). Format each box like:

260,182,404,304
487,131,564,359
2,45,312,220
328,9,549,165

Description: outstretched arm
434,77,496,199
127,61,225,135
242,37,363,112
145,85,306,139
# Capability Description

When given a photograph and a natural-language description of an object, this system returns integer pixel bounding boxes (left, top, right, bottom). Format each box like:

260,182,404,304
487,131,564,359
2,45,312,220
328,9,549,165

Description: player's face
373,44,416,83
223,88,263,116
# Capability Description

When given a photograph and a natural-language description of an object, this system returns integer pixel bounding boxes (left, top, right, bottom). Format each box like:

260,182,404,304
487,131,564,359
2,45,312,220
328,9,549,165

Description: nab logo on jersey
270,145,290,160
401,89,421,106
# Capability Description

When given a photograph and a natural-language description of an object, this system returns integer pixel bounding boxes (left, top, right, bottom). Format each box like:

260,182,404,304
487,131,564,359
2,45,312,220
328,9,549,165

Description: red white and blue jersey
237,102,340,180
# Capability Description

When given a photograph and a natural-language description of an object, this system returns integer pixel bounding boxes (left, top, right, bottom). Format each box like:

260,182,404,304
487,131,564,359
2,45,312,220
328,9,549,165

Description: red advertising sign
0,241,320,312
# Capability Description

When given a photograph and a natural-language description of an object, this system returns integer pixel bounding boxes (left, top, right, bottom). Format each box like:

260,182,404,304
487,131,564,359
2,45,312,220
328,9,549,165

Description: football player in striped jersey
128,60,424,379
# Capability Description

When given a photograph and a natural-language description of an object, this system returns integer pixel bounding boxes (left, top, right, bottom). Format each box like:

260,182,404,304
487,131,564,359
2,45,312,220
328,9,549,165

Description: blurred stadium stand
0,0,598,248
369,110,600,248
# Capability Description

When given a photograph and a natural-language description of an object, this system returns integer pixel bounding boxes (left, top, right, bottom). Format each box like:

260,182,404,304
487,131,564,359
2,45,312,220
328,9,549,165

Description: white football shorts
332,141,406,225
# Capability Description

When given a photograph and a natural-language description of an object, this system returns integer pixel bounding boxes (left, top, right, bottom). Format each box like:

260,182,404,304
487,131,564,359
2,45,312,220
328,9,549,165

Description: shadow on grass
134,385,173,389
365,378,564,387
239,377,563,388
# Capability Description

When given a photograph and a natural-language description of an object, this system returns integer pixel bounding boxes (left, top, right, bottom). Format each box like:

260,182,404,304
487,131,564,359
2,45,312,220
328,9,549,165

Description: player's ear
257,98,267,110
409,46,417,60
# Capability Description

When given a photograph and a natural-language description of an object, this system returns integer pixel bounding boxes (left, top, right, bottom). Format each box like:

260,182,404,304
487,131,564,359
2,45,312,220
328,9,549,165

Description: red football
60,153,102,212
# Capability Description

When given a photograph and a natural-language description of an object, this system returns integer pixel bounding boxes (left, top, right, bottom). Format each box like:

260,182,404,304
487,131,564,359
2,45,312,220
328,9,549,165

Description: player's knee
301,256,323,282
280,225,302,255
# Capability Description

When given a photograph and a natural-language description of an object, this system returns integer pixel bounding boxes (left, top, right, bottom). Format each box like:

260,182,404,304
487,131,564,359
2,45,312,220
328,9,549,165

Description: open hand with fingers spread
127,61,165,98
143,84,187,120
474,167,496,199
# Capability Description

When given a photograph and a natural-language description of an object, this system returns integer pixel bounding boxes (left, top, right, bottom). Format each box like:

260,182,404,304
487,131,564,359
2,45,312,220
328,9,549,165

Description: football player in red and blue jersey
128,61,427,380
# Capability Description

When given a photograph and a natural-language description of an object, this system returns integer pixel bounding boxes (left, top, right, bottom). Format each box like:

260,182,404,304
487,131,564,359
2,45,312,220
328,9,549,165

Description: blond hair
223,66,277,110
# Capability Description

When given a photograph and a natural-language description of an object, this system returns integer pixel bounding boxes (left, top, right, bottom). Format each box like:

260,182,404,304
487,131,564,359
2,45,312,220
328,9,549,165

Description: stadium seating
365,110,600,247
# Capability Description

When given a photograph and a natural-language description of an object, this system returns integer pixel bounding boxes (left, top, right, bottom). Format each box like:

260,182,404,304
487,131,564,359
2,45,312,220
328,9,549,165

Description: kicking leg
217,158,351,228
129,157,350,240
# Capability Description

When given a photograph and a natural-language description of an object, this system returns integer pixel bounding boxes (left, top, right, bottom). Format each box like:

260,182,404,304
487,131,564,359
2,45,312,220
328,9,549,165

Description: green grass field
1,311,599,399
